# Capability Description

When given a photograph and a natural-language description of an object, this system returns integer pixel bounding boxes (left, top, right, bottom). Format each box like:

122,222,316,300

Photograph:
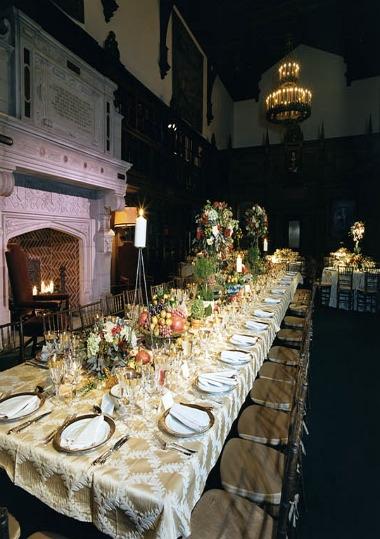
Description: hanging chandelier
265,61,312,124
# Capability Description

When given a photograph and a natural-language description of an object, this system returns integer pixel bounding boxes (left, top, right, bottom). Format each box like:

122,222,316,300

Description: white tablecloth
0,274,301,538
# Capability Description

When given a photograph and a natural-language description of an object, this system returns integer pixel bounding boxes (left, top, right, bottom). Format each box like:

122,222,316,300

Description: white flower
87,333,101,358
212,225,219,237
207,208,218,222
103,320,115,344
206,237,214,245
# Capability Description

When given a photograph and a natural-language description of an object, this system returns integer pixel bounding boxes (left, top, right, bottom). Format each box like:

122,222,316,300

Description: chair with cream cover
276,328,303,348
220,330,311,527
27,533,68,539
259,362,297,384
188,488,276,539
238,406,291,446
283,315,305,329
250,377,295,412
0,507,21,539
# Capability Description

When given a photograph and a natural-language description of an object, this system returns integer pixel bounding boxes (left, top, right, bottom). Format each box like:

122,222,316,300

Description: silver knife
7,411,52,435
91,434,130,466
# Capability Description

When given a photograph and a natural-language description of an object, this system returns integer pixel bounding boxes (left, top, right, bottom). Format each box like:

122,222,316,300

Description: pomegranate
135,348,152,364
170,314,185,333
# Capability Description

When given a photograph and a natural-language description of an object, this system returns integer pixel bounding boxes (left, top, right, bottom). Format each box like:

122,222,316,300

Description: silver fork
155,435,196,456
42,414,76,445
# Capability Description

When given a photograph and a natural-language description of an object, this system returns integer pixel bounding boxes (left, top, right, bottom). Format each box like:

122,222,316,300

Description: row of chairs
188,285,316,538
320,267,379,311
0,288,145,370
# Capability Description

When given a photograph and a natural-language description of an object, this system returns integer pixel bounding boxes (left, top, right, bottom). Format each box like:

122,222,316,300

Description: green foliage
191,298,205,319
193,256,217,282
198,285,214,301
204,304,213,317
247,245,260,267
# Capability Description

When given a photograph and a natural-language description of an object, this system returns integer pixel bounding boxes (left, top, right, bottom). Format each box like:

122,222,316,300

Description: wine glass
48,356,64,402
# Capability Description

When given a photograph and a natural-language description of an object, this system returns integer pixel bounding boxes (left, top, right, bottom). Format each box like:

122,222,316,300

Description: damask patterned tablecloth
0,274,301,539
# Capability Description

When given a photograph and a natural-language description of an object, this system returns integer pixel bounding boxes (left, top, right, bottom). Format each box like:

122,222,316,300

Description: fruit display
139,291,188,338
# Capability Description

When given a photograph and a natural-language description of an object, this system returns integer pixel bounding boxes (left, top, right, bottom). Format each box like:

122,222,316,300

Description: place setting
158,401,215,438
53,412,116,454
229,333,259,350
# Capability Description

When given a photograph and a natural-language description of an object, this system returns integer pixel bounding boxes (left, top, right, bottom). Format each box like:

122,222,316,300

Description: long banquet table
0,273,301,539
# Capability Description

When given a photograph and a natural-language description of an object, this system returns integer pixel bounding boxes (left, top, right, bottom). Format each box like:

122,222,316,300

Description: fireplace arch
7,228,82,307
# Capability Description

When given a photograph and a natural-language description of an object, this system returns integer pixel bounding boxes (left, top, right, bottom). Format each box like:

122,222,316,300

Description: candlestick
263,238,268,252
236,254,243,273
134,208,147,248
32,285,37,296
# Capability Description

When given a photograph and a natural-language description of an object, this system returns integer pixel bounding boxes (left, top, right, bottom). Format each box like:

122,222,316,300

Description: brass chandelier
265,61,312,124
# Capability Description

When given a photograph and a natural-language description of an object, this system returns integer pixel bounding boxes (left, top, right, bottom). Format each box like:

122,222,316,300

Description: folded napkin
254,309,274,319
263,297,281,305
230,334,258,347
169,403,209,432
271,288,286,294
220,350,250,364
0,394,39,419
61,415,107,450
245,320,267,332
198,372,236,388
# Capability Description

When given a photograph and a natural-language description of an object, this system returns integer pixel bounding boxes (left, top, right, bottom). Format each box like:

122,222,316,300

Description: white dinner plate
0,392,42,422
54,414,115,453
160,406,214,437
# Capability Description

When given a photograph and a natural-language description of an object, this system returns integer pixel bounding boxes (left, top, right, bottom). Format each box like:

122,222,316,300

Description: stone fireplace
8,227,80,306
0,10,132,324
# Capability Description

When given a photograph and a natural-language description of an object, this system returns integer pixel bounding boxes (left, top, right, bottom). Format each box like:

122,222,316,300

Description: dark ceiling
176,0,380,101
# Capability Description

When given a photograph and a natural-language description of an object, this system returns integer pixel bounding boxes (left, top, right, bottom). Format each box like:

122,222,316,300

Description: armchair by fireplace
5,244,69,320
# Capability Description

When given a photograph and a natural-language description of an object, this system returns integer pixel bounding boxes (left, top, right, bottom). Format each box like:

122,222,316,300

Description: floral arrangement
349,221,365,253
138,291,188,338
87,317,137,374
272,248,299,263
194,200,239,256
330,247,375,270
245,204,268,245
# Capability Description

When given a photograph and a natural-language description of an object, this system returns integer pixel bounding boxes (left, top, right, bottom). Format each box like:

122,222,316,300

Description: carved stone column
0,169,14,197
93,198,115,300
0,170,14,323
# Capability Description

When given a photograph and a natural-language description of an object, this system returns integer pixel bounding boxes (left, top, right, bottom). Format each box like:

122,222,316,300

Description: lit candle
236,254,243,273
32,285,37,295
41,281,45,293
134,208,147,248
263,238,268,252
49,280,54,293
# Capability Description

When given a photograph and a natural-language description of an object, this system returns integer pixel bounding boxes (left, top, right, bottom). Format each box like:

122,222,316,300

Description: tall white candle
32,285,37,296
134,208,147,248
236,254,243,273
263,238,268,252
